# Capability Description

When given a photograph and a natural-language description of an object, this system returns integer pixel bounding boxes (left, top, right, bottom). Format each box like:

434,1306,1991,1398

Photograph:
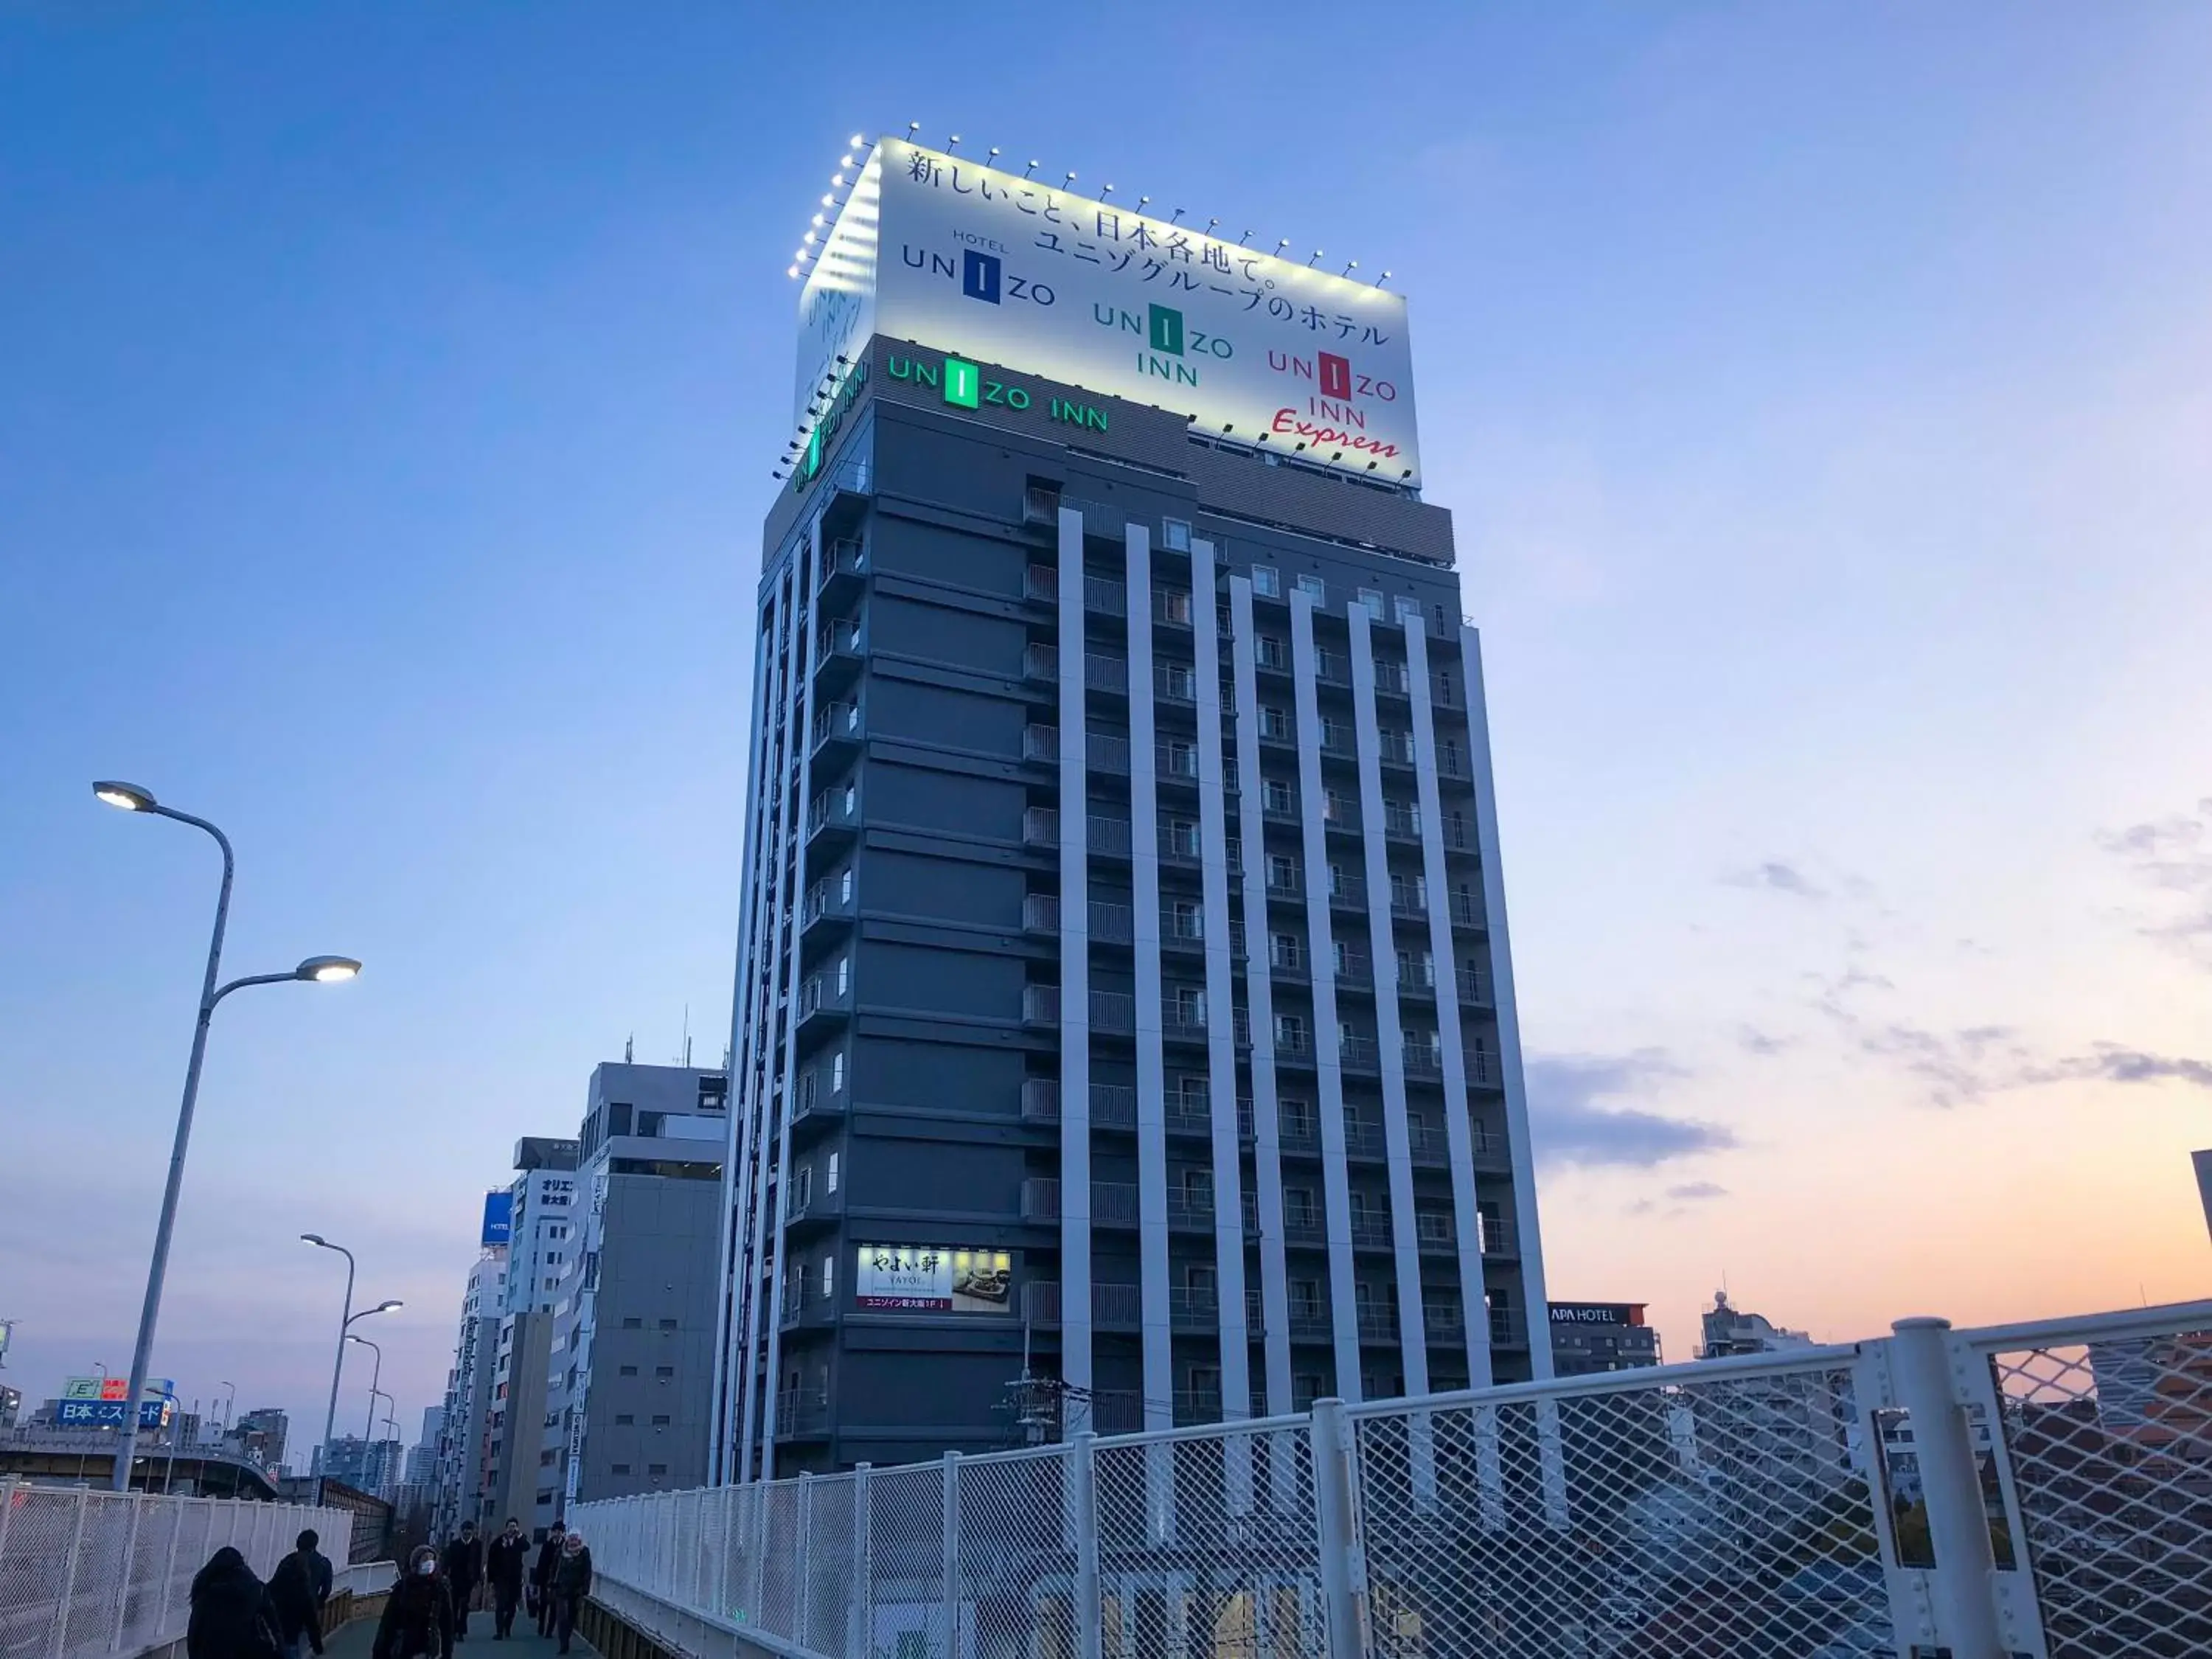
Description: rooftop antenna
681,1003,692,1068
625,1033,634,1064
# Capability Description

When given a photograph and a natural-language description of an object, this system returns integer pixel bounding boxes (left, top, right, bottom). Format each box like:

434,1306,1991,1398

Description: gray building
1548,1301,1662,1376
712,328,1554,1482
543,1062,726,1509
431,1251,505,1540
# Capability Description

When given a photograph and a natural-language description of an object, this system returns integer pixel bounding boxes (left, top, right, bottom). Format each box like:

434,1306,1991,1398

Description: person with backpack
268,1529,334,1659
372,1545,456,1659
549,1530,593,1656
188,1547,285,1659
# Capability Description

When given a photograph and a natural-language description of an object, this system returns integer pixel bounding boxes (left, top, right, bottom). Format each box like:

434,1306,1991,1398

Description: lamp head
93,781,156,812
372,1300,403,1315
301,1233,327,1247
296,956,361,984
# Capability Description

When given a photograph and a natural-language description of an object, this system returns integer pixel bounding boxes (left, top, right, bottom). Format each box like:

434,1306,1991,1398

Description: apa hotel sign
796,139,1422,481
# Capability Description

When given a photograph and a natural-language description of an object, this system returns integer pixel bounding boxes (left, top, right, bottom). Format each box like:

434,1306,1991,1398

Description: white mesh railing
574,1296,2212,1659
0,1484,351,1659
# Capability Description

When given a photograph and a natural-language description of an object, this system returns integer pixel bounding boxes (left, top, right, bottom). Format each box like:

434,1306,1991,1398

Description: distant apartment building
543,1062,726,1510
315,1434,403,1498
0,1385,20,1430
1549,1302,1661,1376
404,1407,443,1488
1698,1290,1812,1358
433,1250,507,1539
230,1407,288,1470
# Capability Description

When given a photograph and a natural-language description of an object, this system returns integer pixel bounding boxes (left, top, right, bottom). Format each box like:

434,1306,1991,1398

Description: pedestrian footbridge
4,1295,2208,1659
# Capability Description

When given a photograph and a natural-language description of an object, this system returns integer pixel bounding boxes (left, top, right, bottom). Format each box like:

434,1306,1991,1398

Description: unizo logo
900,245,1055,305
1092,302,1231,388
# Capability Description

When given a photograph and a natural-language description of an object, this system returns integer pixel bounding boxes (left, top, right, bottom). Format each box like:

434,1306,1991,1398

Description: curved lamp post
95,781,360,1491
348,1332,385,1441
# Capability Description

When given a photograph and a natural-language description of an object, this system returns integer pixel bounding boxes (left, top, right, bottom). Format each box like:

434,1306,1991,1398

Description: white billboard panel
854,1243,1012,1313
795,139,1422,482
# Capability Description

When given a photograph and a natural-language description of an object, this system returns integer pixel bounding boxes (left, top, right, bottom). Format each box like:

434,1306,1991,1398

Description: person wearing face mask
549,1530,593,1656
372,1546,456,1659
484,1520,531,1639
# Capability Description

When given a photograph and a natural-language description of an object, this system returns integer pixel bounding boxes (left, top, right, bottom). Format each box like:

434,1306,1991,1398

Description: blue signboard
58,1399,170,1429
481,1190,513,1247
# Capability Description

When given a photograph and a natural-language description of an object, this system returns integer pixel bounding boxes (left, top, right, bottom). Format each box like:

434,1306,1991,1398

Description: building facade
712,323,1553,1479
431,1251,506,1540
542,1062,726,1510
1549,1301,1662,1376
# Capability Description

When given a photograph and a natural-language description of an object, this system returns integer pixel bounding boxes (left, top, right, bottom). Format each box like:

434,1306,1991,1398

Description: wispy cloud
1738,1026,1795,1058
1667,1180,1729,1202
2099,799,2212,967
1526,1050,1739,1168
1723,860,1827,900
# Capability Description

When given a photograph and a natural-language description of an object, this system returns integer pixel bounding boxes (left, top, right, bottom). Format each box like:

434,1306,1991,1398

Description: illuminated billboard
796,139,1421,481
481,1190,513,1247
854,1244,1012,1314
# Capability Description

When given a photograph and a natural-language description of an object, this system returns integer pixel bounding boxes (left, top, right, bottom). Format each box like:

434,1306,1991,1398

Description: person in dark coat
549,1531,593,1656
529,1523,566,1638
484,1519,531,1639
440,1523,484,1639
372,1545,456,1659
268,1529,334,1659
187,1547,284,1659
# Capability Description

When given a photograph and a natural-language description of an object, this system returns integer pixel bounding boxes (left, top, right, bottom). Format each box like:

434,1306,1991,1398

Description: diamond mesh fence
953,1450,1071,1659
1091,1425,1325,1659
861,1461,949,1659
1349,1363,1891,1659
1981,1315,2212,1658
0,1485,347,1659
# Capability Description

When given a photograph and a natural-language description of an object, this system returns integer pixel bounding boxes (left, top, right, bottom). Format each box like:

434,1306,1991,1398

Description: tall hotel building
714,139,1551,1480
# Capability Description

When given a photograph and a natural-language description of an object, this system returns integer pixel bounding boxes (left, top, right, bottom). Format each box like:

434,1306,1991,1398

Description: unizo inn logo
901,243,1057,306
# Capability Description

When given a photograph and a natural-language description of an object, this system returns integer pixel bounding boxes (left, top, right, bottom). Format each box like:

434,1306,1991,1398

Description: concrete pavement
324,1590,596,1659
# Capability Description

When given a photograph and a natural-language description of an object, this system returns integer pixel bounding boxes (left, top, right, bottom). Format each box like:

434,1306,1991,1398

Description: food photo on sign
855,1243,1013,1312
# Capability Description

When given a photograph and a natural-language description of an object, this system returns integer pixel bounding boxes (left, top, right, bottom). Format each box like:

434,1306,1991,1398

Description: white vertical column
1347,611,1430,1398
761,526,827,1457
1057,507,1095,1422
714,633,778,1482
1404,622,1492,1386
1122,524,1173,1433
1459,628,1554,1379
1289,594,1363,1400
1229,578,1292,1417
734,560,807,1480
1192,541,1251,1425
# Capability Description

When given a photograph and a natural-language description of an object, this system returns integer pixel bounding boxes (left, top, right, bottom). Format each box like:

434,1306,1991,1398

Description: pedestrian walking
372,1545,456,1659
529,1522,566,1638
442,1523,485,1640
485,1519,531,1639
268,1529,334,1659
187,1547,285,1659
550,1530,593,1656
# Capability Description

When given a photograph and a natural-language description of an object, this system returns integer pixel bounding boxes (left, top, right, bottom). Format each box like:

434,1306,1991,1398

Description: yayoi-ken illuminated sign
794,139,1421,481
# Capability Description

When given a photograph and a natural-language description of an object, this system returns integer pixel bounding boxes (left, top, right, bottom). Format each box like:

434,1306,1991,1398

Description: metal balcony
813,618,863,695
1021,807,1060,848
1155,742,1200,784
1091,1283,1142,1330
1088,815,1133,857
1349,1217,1394,1251
1402,1043,1444,1081
800,877,855,936
1088,900,1133,944
1329,874,1368,911
1023,564,1057,603
817,540,866,606
1085,653,1128,695
1089,990,1135,1033
1023,725,1060,764
1339,1035,1380,1073
1169,1289,1219,1332
1022,986,1060,1027
1382,806,1421,842
1450,892,1486,931
1023,894,1060,935
1166,1190,1215,1231
1020,1177,1061,1222
1020,1078,1060,1124
806,788,858,846
1154,664,1197,705
1085,575,1127,617
773,1389,832,1439
1488,1307,1528,1349
1478,1215,1519,1258
1357,1307,1399,1344
1416,1222,1456,1256
1088,731,1132,776
1172,1390,1224,1427
1092,1181,1141,1226
810,700,863,765
1468,1049,1503,1090
1089,1084,1137,1129
796,973,852,1029
1023,641,1059,682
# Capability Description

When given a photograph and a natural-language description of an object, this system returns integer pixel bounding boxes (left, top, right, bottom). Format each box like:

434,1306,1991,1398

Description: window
1416,1209,1453,1244
1266,852,1299,891
830,1051,846,1093
839,866,855,902
1397,948,1435,988
1357,588,1385,619
615,1413,635,1426
1290,1279,1322,1316
638,1110,664,1138
1171,984,1206,1023
1167,900,1202,941
1263,777,1295,813
1391,874,1426,911
1396,596,1423,624
1321,717,1350,751
1164,817,1200,857
539,1449,557,1467
1274,1012,1309,1048
648,1463,668,1476
826,1152,841,1194
621,1318,643,1330
821,1254,836,1297
658,1317,678,1330
1256,634,1288,669
655,1366,675,1380
1259,706,1292,740
1294,574,1326,603
1158,585,1193,623
1253,566,1282,599
611,1463,631,1475
835,955,850,995
793,1164,814,1208
652,1414,672,1427
1440,737,1463,773
1162,518,1192,552
1270,933,1302,970
608,1103,633,1137
1281,1097,1315,1137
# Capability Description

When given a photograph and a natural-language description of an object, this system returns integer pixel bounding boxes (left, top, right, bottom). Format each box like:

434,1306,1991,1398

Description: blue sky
3,3,2208,1444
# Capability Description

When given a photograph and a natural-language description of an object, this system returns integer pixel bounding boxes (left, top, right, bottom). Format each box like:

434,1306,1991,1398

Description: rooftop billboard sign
796,139,1421,483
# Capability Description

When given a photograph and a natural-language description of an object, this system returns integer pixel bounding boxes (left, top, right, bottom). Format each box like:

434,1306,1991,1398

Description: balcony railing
1023,641,1059,682
773,1389,831,1437
1390,888,1428,920
1172,1389,1224,1427
810,700,861,751
1085,575,1127,616
1349,1216,1393,1250
1085,653,1128,693
1090,990,1135,1032
1020,1178,1060,1221
818,539,864,592
1275,1030,1313,1062
1154,588,1194,627
1158,826,1201,864
1450,892,1486,929
1469,1049,1502,1088
1090,901,1134,944
1166,1189,1215,1230
1489,1307,1528,1348
1091,1083,1136,1129
1023,807,1060,847
1023,894,1060,934
1020,1078,1060,1124
1402,1043,1444,1080
1093,1182,1141,1225
1024,564,1057,602
1092,1283,1142,1329
1022,986,1060,1026
1479,1215,1519,1256
1339,1034,1379,1071
1336,951,1373,987
1329,873,1367,908
1089,815,1133,856
1023,725,1060,763
1382,805,1421,841
1169,1288,1219,1330
1357,1305,1399,1343
1154,664,1197,704
1155,742,1200,783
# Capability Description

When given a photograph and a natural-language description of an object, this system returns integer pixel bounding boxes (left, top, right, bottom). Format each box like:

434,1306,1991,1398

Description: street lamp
217,1380,236,1435
96,782,361,1491
348,1333,385,1441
